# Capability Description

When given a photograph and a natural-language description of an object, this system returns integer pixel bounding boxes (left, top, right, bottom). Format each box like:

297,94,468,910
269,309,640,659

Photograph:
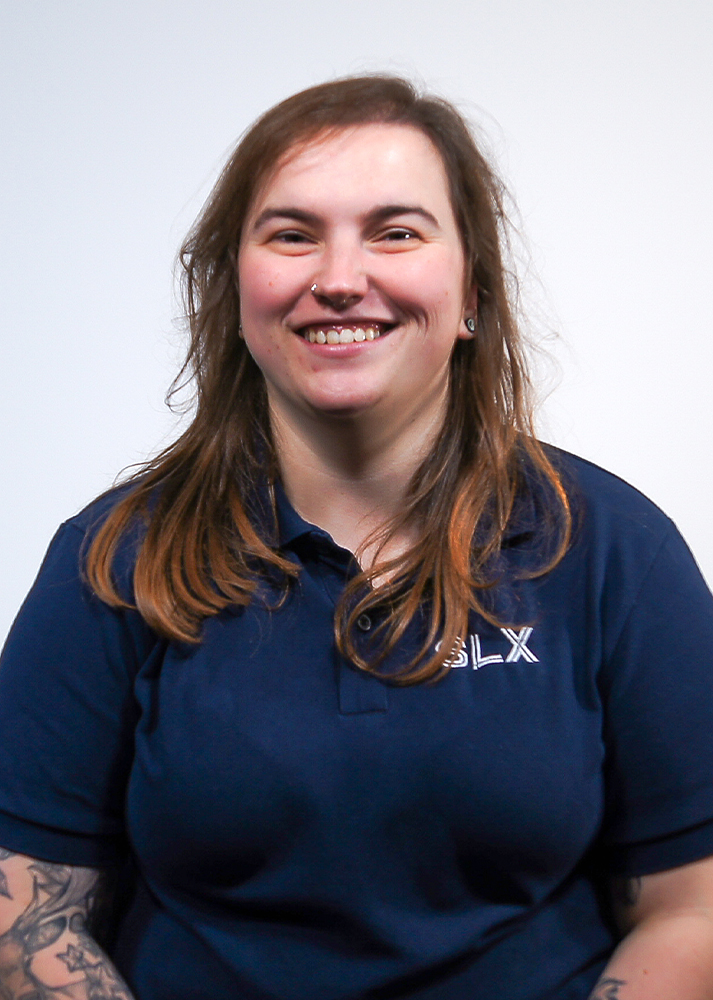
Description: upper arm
0,522,148,869
611,853,713,935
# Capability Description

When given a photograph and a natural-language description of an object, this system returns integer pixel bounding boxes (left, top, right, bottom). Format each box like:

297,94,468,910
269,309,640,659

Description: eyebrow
369,204,440,228
251,207,320,229
250,204,440,231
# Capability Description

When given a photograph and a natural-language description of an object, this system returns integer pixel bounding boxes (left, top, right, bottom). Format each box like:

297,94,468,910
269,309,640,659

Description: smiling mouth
299,323,394,345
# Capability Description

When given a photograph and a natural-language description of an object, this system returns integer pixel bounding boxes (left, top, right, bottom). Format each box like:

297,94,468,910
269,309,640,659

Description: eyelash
379,228,418,241
272,231,313,244
266,226,422,249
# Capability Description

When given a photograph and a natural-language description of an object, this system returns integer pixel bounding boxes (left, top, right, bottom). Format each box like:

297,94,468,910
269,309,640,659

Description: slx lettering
436,627,538,670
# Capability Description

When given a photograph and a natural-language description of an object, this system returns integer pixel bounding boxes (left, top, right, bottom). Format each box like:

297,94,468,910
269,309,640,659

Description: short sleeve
598,521,713,875
0,519,157,866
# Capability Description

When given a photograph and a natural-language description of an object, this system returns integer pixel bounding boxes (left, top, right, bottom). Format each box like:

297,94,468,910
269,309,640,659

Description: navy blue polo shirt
2,450,713,1000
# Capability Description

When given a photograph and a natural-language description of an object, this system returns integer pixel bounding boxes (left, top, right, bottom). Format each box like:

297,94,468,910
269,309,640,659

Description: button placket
302,534,388,715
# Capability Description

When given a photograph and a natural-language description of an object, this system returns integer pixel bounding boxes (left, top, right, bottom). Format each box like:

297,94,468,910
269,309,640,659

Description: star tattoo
57,941,98,973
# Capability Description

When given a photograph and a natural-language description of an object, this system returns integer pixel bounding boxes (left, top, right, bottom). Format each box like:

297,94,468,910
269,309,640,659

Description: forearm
589,911,713,1000
0,848,136,1000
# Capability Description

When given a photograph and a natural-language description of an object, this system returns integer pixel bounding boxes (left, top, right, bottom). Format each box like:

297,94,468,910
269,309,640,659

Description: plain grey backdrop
1,1,711,639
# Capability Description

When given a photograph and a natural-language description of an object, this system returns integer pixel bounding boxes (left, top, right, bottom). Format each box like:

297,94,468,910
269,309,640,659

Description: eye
266,229,317,254
373,227,422,250
383,228,417,241
272,230,313,244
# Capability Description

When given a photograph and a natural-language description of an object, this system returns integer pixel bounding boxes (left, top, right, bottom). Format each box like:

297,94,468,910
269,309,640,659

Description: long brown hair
86,75,570,684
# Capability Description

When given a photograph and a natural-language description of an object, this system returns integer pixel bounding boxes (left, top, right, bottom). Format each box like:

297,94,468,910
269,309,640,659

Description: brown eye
382,229,416,240
273,231,311,243
374,227,422,251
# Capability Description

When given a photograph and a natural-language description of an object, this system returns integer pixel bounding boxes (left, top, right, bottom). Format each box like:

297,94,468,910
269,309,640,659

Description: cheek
380,253,465,318
241,332,284,377
238,254,291,316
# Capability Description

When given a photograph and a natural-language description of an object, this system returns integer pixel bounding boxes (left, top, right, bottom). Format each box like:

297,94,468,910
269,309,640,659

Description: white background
1,1,711,640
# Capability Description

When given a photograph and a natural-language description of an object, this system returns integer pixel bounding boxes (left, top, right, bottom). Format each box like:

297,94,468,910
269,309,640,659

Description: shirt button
357,613,372,632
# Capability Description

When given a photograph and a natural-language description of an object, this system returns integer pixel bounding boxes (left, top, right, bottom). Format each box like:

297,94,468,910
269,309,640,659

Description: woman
1,76,713,1000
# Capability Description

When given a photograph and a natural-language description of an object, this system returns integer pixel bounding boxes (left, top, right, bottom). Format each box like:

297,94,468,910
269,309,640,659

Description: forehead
246,123,455,221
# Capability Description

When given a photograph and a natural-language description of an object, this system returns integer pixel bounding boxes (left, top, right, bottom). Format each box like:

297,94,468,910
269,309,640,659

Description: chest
126,568,607,905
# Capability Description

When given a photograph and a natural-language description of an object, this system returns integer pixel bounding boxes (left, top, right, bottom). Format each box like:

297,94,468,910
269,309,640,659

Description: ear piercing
465,317,476,333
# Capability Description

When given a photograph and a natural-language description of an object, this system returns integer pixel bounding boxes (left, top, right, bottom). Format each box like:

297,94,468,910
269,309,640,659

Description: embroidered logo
436,627,538,670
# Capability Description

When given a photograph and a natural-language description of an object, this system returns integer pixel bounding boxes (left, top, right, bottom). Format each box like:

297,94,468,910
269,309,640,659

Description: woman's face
238,123,475,438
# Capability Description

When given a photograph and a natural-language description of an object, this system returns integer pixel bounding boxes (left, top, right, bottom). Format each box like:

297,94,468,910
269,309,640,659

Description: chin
304,387,382,419
310,401,375,421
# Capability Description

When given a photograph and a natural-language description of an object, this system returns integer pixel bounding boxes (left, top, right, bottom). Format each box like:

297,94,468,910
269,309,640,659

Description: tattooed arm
0,847,135,1000
587,853,713,1000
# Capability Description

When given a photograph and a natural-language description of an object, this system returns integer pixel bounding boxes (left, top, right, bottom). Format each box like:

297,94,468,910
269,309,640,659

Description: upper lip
294,318,397,332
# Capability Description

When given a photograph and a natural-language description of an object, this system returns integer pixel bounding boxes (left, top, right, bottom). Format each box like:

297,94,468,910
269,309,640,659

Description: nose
310,285,362,310
310,241,368,311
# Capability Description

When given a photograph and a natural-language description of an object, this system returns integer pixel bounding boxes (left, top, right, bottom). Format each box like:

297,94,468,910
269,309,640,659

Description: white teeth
305,325,382,344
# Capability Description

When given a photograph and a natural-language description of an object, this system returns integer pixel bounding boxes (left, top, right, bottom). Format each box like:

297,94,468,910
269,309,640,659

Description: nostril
309,285,364,311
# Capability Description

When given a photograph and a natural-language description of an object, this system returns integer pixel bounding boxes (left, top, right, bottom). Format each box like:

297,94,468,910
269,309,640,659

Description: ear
458,285,479,340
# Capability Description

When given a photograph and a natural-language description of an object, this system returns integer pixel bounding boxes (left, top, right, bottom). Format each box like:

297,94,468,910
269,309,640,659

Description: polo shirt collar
271,475,537,554
273,478,329,548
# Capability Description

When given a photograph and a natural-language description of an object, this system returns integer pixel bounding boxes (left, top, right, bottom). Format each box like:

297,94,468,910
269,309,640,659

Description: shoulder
3,481,159,673
544,446,674,544
536,448,712,636
507,445,676,582
30,479,150,608
63,478,147,538
59,477,153,564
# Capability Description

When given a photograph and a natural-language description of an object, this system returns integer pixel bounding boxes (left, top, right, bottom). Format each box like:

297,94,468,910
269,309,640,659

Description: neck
271,402,444,562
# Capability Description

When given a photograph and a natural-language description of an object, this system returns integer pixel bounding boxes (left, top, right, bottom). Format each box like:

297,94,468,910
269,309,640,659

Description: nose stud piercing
465,317,476,333
310,283,360,310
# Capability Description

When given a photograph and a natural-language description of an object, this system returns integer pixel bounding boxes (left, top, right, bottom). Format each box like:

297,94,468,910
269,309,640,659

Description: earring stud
465,317,476,333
